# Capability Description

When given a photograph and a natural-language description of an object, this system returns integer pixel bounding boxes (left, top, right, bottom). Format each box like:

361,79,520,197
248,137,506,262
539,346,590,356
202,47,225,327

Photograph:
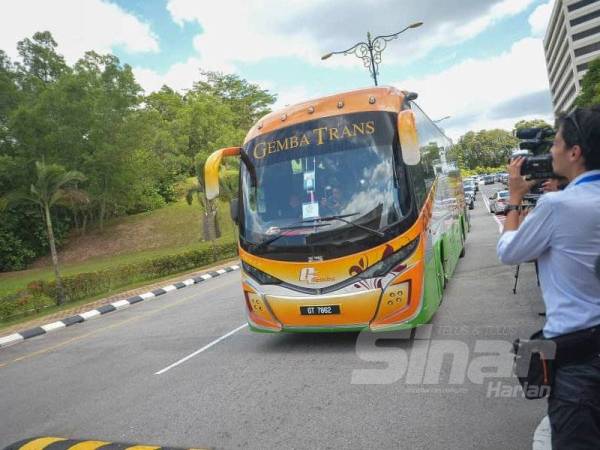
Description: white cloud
392,37,553,139
133,57,205,93
529,0,553,37
163,0,537,73
0,0,159,63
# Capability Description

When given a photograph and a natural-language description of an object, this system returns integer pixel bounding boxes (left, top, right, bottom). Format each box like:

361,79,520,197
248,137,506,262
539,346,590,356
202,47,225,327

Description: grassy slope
0,192,237,296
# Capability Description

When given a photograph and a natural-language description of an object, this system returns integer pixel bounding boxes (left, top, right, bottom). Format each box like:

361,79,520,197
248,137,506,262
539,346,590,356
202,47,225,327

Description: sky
0,0,556,140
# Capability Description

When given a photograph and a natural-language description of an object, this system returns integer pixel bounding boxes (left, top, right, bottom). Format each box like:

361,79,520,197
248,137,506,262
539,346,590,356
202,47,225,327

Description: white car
489,190,510,214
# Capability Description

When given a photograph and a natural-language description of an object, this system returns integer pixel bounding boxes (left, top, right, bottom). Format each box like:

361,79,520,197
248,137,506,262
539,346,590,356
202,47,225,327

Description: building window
546,13,565,54
573,24,600,40
570,8,600,27
574,40,600,56
556,85,577,114
555,70,574,98
551,57,572,91
568,0,600,12
548,28,568,69
577,62,589,71
573,25,600,41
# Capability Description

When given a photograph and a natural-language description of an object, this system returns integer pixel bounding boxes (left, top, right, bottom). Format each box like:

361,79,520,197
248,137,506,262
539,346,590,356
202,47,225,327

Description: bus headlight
242,261,282,285
358,237,419,279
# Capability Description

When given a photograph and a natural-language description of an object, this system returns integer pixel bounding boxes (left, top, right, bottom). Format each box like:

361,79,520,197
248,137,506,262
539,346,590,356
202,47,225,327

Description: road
0,185,548,450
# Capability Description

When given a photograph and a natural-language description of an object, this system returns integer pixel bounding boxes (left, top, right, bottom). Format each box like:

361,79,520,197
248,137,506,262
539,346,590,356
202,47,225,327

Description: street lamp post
321,22,423,86
433,116,451,124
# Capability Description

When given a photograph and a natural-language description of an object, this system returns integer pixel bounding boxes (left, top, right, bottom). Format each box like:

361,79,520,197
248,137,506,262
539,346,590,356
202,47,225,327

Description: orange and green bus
205,86,468,333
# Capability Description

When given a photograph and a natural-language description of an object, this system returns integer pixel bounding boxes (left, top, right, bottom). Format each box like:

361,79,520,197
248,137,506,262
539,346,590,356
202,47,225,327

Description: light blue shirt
497,170,600,338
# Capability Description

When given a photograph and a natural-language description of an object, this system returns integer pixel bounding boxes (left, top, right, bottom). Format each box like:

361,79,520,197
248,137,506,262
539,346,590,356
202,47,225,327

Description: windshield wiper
252,223,330,251
302,213,385,238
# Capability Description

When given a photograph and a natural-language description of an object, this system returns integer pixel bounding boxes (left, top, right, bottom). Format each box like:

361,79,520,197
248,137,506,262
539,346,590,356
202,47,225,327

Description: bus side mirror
398,110,420,165
230,198,239,224
205,147,241,200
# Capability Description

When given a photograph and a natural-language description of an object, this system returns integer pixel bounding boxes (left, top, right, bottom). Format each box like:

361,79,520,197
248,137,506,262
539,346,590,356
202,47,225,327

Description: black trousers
548,355,600,449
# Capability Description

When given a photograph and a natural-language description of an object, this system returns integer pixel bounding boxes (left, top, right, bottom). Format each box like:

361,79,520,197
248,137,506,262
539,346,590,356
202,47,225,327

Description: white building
544,0,600,115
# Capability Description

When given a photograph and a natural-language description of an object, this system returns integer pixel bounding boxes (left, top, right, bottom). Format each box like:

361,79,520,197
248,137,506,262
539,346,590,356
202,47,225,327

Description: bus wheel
440,253,447,290
459,231,466,258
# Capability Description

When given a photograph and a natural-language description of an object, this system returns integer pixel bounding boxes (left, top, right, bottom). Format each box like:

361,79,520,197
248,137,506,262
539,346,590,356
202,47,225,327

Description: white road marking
493,214,504,234
155,323,248,375
201,274,212,280
183,279,195,286
41,321,67,332
216,269,226,274
533,415,552,450
163,285,177,292
482,193,491,213
481,188,504,233
231,265,240,270
140,292,155,299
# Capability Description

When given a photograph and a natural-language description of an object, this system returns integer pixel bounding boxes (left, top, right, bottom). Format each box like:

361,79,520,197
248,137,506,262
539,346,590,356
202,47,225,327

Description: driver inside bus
320,184,345,216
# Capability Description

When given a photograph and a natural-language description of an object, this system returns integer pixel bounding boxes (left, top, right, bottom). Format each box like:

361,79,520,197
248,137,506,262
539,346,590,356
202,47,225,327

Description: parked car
463,180,478,192
465,191,475,209
489,190,510,214
483,175,495,185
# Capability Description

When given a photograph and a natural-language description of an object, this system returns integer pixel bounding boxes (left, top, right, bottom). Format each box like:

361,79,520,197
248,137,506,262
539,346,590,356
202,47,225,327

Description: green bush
0,291,54,321
0,241,238,320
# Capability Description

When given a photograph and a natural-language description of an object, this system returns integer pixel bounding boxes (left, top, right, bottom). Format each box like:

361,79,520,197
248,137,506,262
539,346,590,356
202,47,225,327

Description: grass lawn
0,254,239,333
0,196,237,297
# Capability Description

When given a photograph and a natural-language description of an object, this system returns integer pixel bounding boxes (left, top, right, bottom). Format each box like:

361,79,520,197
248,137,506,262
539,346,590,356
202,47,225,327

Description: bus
205,86,468,333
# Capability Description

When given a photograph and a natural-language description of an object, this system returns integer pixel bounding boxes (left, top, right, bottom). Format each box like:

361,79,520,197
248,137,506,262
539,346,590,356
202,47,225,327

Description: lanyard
574,174,600,186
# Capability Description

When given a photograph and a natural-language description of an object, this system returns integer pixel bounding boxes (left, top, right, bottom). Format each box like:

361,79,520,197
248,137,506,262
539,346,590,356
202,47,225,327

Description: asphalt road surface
0,186,548,450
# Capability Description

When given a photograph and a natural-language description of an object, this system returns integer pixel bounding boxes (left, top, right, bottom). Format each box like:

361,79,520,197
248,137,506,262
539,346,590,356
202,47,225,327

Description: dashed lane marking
155,323,248,375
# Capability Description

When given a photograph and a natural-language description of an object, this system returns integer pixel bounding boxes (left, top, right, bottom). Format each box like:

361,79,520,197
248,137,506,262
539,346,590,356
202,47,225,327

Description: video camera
514,127,556,180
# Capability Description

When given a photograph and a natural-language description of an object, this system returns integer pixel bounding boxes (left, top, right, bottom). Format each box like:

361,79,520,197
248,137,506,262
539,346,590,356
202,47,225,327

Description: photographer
496,106,600,449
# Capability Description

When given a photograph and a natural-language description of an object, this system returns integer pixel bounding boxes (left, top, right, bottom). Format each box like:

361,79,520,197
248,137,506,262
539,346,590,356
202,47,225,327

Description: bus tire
439,251,447,290
459,230,466,258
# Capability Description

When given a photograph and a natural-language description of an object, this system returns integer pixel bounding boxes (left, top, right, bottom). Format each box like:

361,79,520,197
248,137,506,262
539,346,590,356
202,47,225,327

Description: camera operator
496,106,600,449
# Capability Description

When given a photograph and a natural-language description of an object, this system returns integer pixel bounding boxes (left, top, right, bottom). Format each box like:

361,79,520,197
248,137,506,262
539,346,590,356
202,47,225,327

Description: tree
16,31,68,92
575,57,600,107
192,70,277,130
513,119,553,131
449,129,518,170
7,162,86,304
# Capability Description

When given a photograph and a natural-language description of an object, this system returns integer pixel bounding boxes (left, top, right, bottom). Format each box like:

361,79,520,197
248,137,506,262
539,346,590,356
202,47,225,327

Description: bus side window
408,163,427,208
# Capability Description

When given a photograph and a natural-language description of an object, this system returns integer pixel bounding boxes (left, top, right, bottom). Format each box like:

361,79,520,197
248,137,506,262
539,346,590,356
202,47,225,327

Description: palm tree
9,161,86,305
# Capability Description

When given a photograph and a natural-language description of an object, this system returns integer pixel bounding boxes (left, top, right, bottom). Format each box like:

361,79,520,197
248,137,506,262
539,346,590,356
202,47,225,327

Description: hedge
0,241,238,321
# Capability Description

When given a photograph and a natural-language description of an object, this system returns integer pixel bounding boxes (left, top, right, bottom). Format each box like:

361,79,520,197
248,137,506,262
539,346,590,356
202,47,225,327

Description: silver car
489,190,510,214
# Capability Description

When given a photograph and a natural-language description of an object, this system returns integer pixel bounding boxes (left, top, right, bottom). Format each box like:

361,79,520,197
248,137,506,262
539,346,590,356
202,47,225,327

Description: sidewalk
0,257,240,337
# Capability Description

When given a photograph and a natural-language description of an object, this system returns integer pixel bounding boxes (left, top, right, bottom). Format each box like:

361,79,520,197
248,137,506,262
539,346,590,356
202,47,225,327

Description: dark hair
556,105,600,170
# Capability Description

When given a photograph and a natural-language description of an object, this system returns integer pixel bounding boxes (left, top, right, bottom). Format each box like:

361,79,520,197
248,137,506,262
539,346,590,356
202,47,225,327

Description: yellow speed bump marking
67,441,110,450
124,447,160,450
17,437,66,450
7,438,210,450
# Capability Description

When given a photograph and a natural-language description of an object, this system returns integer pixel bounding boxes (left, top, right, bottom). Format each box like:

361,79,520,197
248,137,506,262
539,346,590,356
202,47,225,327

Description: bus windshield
239,111,412,261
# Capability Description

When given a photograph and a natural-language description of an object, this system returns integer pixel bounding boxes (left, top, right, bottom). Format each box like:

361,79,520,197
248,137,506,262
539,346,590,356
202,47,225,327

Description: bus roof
243,86,410,144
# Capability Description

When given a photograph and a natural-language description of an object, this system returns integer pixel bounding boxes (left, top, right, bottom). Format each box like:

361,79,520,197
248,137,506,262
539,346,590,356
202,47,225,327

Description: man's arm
496,157,553,265
497,195,554,265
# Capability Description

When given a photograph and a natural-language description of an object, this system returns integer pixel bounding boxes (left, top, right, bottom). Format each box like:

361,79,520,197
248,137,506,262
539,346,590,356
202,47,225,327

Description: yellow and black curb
3,436,210,450
0,264,240,349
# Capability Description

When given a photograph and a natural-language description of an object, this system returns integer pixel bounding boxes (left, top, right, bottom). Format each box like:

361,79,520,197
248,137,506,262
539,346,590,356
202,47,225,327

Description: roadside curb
0,264,240,349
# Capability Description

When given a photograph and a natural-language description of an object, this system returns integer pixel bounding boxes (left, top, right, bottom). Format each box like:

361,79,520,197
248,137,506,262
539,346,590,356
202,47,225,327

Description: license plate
300,305,340,315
